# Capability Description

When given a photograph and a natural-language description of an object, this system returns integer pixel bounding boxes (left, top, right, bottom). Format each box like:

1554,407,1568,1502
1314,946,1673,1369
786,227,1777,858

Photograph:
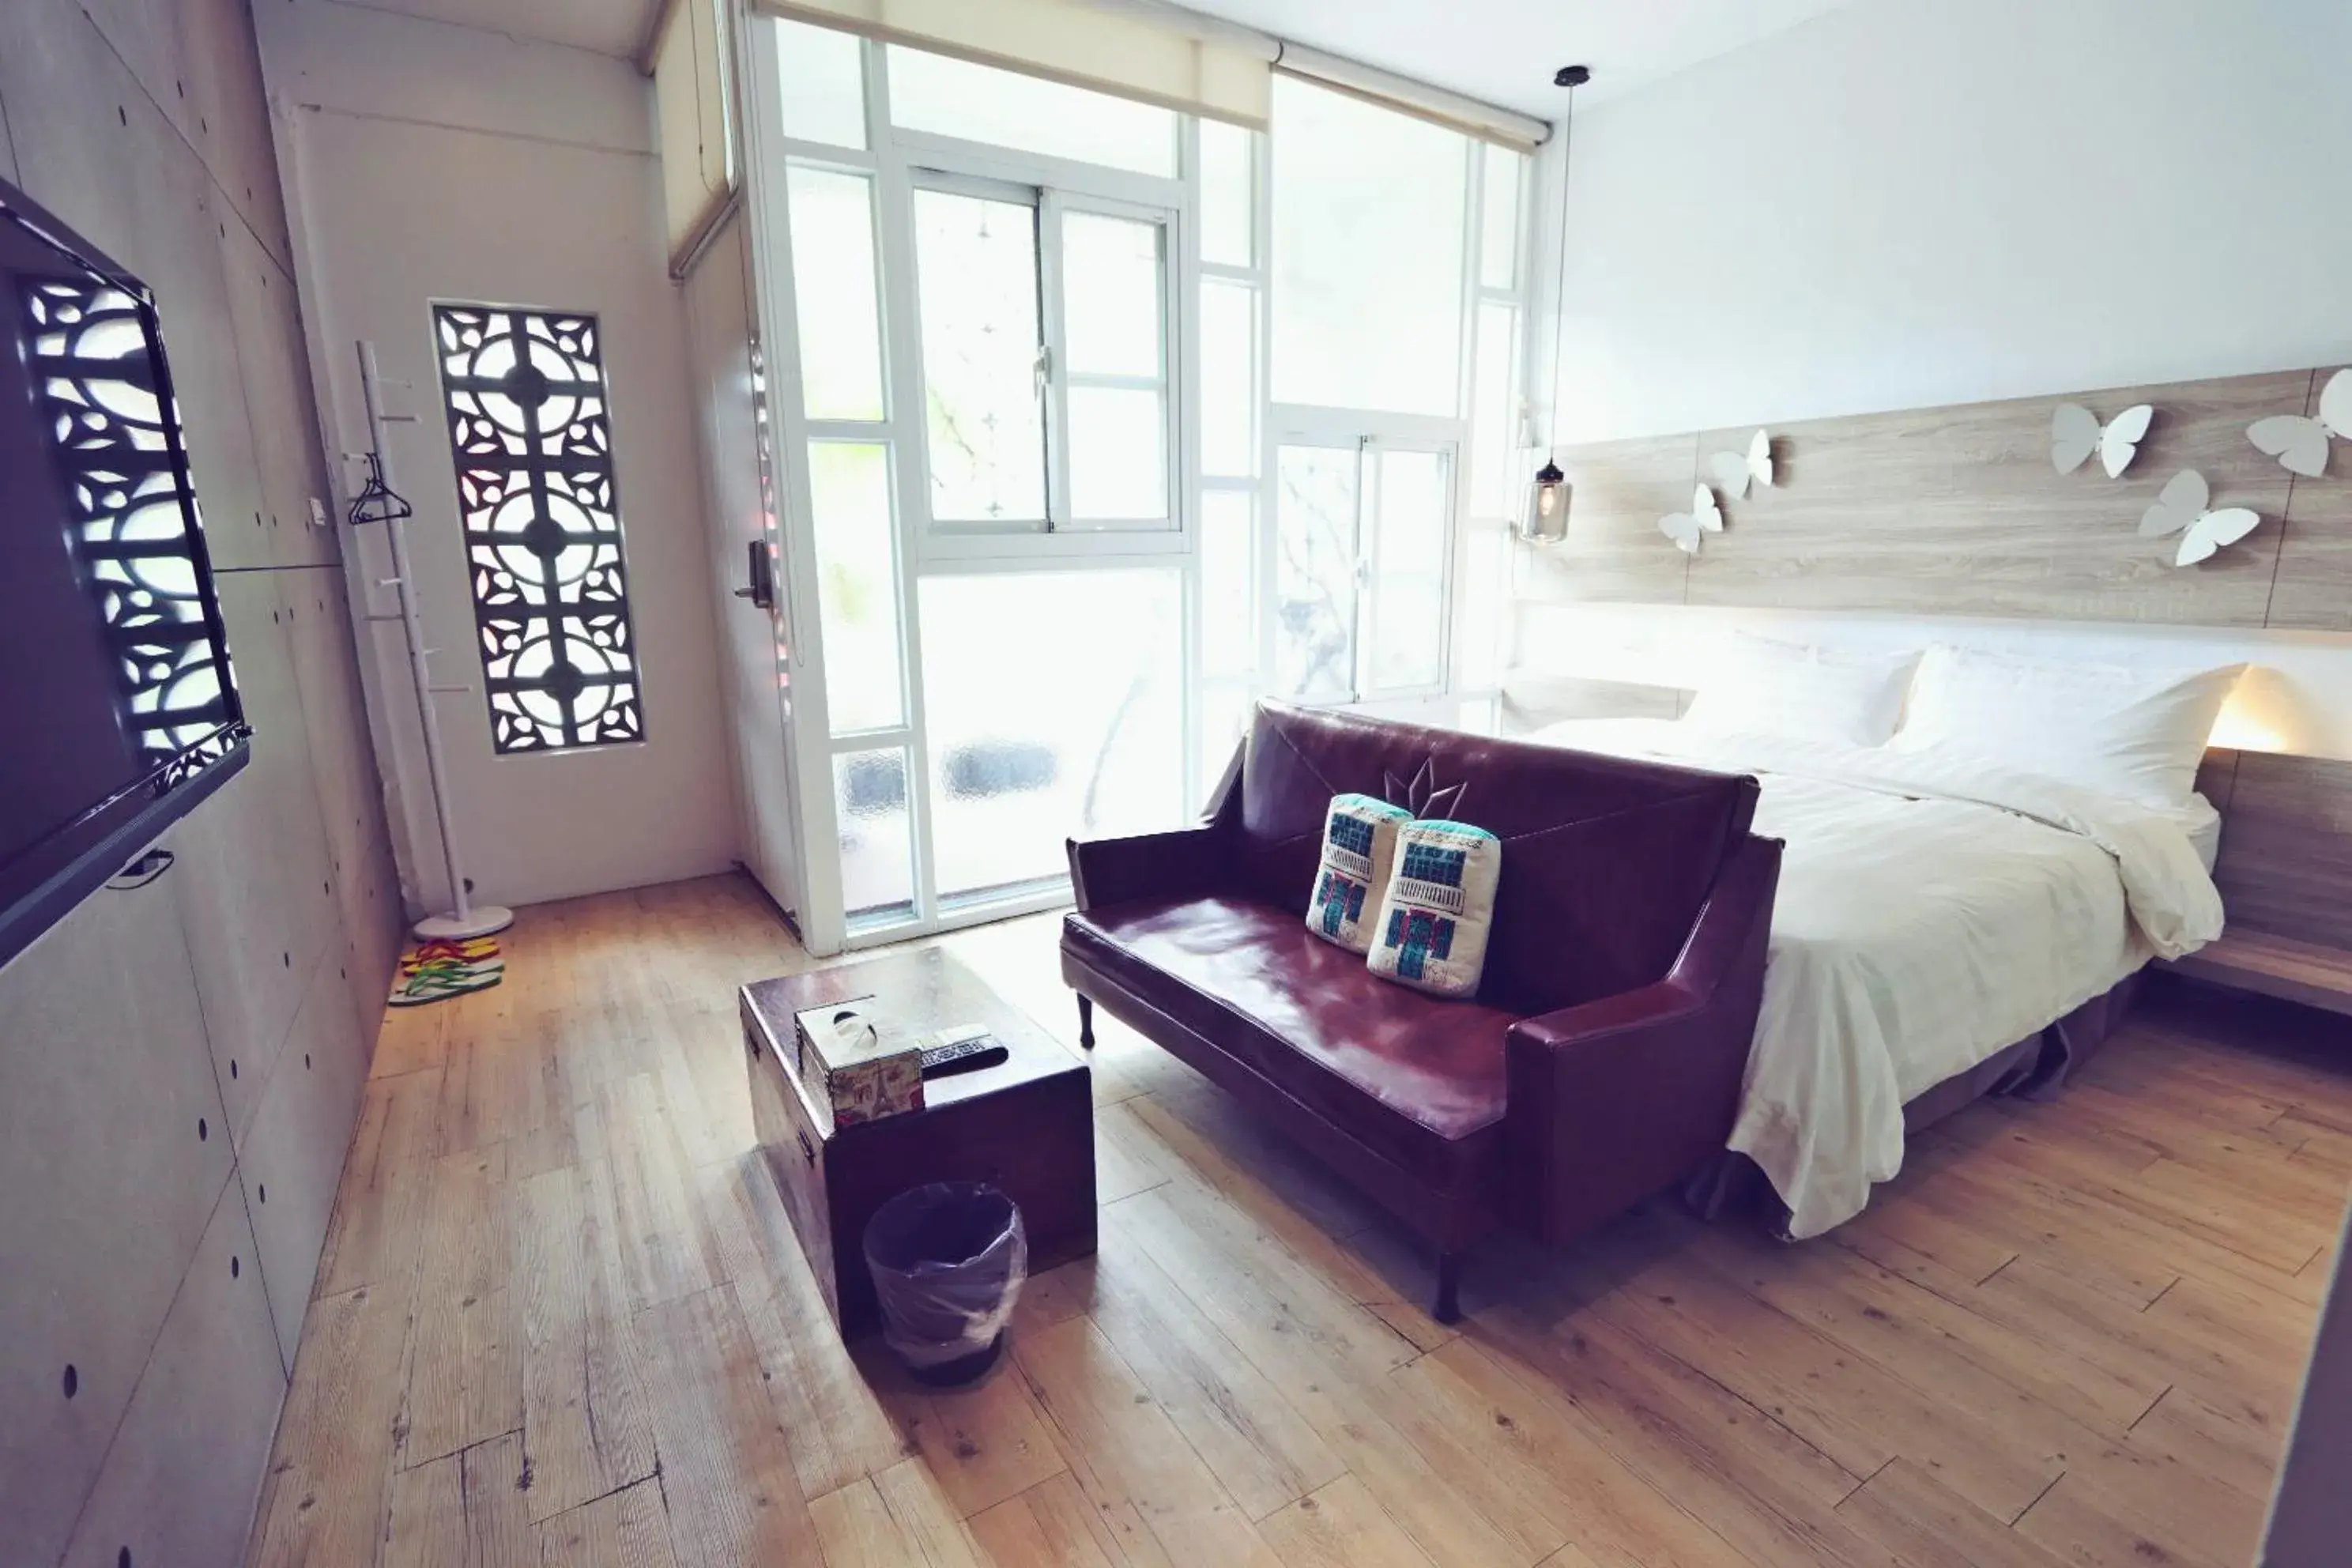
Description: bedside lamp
1518,64,1586,547
1521,458,1570,543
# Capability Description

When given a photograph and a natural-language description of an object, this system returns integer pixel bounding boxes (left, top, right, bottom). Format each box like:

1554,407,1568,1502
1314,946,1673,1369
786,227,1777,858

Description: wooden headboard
1520,365,2352,634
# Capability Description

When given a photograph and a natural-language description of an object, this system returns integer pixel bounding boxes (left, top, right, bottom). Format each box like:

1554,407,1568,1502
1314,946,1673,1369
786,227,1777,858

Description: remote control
920,1034,1008,1077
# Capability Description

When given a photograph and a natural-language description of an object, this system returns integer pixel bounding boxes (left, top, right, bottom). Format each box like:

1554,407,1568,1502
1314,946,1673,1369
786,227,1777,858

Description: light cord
1544,82,1575,453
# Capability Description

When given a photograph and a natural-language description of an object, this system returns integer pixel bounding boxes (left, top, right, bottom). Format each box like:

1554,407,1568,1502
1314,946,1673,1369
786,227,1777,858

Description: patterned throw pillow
1367,820,1502,998
1306,793,1413,953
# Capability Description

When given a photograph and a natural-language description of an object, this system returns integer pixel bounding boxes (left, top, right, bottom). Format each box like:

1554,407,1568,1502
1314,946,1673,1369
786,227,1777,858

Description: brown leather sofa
1061,701,1781,1321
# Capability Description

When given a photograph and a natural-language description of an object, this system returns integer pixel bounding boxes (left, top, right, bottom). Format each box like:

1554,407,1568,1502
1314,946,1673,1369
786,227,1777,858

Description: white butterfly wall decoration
2137,469,2261,567
2246,368,2352,477
1709,430,1773,497
1658,484,1722,555
2051,401,2154,477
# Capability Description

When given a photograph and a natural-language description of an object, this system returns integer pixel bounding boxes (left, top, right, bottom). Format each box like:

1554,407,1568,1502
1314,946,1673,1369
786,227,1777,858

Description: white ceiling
337,0,657,58
341,0,1858,114
1181,0,1860,120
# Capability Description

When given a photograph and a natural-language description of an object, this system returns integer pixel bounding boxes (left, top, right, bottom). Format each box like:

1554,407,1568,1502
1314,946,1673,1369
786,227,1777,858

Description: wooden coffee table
740,947,1095,1339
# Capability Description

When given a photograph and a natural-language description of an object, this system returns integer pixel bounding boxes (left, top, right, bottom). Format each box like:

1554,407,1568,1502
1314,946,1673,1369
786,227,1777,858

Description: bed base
1685,970,2144,1227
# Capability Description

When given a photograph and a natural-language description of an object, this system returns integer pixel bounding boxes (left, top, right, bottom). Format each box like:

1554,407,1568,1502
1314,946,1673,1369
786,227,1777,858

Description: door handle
735,538,774,609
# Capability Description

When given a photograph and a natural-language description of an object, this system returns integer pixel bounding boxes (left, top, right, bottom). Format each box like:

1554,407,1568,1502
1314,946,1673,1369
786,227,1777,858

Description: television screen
0,176,248,968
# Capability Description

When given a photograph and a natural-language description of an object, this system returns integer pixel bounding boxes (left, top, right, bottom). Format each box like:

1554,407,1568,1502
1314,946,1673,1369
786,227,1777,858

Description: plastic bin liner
863,1182,1027,1377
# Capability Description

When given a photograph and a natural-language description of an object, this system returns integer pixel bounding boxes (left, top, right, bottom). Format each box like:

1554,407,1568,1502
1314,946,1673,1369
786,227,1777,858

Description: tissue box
792,998,924,1127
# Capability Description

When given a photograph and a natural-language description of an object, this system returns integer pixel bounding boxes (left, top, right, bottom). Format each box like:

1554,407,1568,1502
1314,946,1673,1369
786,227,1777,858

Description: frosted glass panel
787,166,885,422
919,571,1183,901
1270,76,1467,416
914,187,1046,524
1369,448,1449,691
1274,443,1358,701
808,443,903,734
1198,489,1254,677
1062,212,1162,379
1199,277,1255,479
1200,119,1254,268
1067,386,1165,522
1457,519,1508,691
776,18,866,149
887,45,1176,176
834,748,914,924
1479,146,1523,291
1469,301,1517,519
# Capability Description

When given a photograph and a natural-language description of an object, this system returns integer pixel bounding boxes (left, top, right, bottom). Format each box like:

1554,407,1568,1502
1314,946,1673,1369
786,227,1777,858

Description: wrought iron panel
25,277,241,776
432,303,644,753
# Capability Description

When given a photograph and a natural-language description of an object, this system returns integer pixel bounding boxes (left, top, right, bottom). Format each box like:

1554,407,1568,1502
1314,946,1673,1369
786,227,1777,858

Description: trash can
863,1181,1028,1385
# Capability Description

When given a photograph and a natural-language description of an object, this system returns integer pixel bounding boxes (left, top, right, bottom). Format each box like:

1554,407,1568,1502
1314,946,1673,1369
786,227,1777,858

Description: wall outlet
309,496,331,529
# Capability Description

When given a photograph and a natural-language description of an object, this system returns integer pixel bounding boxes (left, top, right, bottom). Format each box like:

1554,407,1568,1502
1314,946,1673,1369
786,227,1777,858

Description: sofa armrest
1066,823,1229,913
1503,833,1781,1243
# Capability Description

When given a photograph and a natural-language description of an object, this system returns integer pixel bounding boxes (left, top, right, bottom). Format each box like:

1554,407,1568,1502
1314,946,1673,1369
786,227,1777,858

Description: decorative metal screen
432,303,644,752
25,277,241,774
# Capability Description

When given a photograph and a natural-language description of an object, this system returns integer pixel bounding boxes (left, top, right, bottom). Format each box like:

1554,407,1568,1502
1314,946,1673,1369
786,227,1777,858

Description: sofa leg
1076,993,1095,1050
1433,1249,1462,1325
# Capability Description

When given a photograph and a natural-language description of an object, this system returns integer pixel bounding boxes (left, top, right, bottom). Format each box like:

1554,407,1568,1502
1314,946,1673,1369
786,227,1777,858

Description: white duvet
1529,720,2226,1237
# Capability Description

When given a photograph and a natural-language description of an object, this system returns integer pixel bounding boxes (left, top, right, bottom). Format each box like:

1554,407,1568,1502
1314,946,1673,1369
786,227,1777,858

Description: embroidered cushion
1367,819,1502,999
1306,793,1413,953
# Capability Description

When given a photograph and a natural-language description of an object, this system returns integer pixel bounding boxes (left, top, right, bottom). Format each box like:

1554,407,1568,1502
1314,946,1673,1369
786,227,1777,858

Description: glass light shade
1521,458,1570,544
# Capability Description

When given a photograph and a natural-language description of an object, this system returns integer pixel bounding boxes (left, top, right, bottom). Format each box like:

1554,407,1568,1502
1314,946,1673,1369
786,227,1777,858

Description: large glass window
887,46,1178,176
1273,443,1358,703
807,443,904,734
917,570,1183,902
1269,76,1469,416
775,18,866,149
786,166,886,421
1461,144,1528,698
911,184,1048,524
1199,277,1255,479
1274,439,1453,703
1199,118,1254,269
753,19,1506,944
910,184,1175,534
834,747,914,925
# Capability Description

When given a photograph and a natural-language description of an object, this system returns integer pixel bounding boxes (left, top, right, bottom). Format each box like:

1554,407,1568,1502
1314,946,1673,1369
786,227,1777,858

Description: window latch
1033,343,1053,397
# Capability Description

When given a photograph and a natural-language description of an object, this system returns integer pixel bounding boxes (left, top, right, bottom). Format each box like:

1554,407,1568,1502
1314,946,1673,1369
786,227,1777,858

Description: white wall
1513,0,2352,763
1537,0,2352,443
260,0,739,913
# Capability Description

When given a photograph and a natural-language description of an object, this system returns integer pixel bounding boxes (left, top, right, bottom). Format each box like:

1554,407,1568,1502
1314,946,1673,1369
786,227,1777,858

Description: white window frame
741,14,1514,950
1257,122,1488,712
1192,114,1267,805
744,16,1207,951
1450,140,1532,718
883,129,1189,563
1266,415,1464,708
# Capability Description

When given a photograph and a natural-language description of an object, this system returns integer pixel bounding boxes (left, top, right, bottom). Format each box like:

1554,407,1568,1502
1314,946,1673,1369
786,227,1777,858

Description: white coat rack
351,339,513,941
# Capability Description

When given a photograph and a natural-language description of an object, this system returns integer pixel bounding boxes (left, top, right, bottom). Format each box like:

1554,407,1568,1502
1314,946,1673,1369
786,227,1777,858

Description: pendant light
1521,63,1589,545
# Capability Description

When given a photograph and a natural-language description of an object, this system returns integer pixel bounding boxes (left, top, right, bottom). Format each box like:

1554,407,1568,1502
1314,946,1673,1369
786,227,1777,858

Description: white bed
1528,718,2226,1237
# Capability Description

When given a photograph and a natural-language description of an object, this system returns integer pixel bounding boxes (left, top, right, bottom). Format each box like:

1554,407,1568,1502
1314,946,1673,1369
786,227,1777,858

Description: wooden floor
246,874,2352,1568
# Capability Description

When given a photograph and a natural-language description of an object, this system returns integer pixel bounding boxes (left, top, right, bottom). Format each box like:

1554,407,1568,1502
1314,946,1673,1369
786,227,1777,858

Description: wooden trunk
740,950,1096,1339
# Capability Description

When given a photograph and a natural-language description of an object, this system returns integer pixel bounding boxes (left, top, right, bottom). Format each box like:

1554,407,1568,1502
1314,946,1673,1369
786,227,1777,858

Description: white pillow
1888,645,2245,809
1681,635,1920,748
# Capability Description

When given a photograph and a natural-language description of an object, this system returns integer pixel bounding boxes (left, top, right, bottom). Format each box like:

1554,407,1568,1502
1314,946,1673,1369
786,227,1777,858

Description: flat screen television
0,175,249,970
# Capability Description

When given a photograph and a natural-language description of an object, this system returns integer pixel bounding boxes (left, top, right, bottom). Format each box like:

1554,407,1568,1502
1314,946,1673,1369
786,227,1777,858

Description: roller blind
653,0,737,274
758,0,1275,129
